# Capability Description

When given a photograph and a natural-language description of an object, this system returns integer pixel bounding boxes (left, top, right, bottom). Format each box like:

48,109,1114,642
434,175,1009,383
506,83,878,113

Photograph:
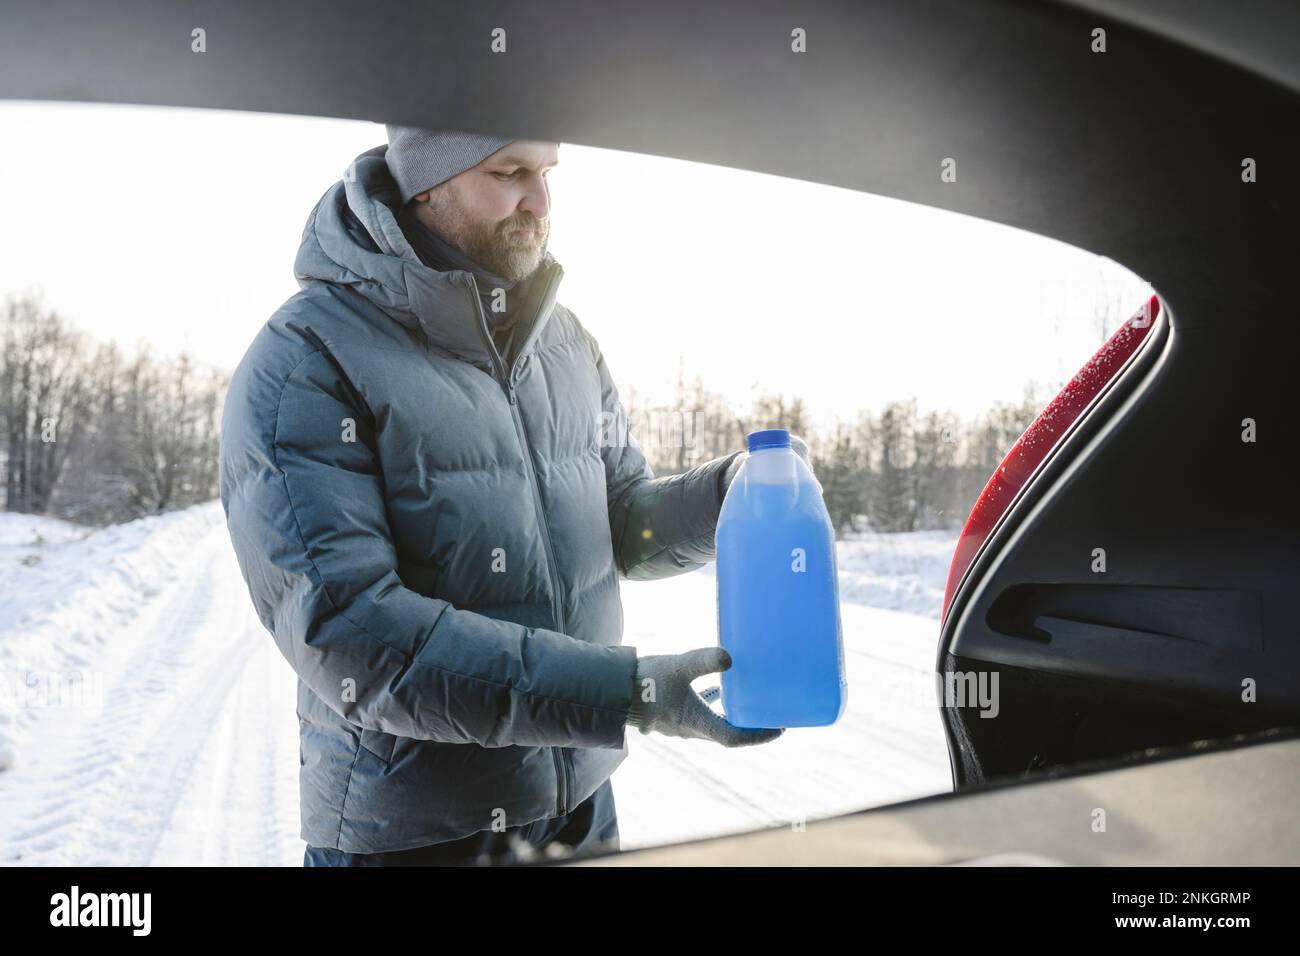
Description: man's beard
426,191,549,282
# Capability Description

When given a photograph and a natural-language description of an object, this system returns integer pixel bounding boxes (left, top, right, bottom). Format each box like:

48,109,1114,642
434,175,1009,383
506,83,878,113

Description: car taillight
939,294,1160,626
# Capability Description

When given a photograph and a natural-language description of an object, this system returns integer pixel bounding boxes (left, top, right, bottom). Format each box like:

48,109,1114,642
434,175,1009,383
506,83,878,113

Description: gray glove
626,647,785,747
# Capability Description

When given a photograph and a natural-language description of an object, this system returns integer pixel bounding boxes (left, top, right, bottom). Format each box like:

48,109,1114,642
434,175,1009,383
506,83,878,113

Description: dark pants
303,779,619,866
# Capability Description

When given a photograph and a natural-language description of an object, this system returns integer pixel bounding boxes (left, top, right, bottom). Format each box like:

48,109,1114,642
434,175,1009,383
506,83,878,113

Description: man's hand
722,433,820,494
627,647,785,747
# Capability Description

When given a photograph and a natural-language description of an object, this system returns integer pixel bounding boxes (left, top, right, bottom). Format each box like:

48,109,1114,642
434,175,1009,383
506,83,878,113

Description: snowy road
0,503,953,865
0,511,302,865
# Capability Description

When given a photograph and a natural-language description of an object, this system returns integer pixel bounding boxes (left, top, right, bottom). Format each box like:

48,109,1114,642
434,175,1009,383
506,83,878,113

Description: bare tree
0,291,92,513
1,289,228,524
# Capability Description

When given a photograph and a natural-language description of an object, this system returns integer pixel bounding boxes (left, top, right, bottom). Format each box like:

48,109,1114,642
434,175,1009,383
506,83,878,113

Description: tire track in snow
0,524,285,866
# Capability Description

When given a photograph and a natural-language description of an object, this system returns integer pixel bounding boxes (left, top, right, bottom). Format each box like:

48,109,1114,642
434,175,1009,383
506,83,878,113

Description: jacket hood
293,143,564,368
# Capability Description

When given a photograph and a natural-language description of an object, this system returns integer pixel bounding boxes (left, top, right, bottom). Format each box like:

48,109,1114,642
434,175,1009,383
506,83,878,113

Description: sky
0,100,1153,431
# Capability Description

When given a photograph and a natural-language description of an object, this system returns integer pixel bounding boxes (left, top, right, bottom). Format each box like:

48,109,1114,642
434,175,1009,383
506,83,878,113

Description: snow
0,513,90,550
833,528,959,619
0,503,957,864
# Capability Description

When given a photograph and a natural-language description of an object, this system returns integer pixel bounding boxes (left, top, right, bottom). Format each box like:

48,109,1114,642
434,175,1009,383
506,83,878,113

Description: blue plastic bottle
716,429,847,728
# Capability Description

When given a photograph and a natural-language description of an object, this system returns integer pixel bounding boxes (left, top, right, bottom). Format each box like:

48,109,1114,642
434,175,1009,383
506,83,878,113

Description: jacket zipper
465,275,570,817
507,370,571,817
552,749,569,818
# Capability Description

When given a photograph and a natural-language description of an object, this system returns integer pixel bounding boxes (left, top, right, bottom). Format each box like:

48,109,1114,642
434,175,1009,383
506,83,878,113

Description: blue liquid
716,460,847,728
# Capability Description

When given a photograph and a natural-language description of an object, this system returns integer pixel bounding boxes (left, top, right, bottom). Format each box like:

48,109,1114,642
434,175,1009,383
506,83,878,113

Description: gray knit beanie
385,125,515,204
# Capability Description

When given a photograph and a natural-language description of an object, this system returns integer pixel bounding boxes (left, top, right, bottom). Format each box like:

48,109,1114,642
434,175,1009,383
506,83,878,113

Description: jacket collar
409,255,565,373
295,143,565,371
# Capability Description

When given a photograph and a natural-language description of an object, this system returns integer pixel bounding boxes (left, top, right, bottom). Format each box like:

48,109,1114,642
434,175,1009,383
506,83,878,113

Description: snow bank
0,513,90,549
833,528,959,618
0,501,226,771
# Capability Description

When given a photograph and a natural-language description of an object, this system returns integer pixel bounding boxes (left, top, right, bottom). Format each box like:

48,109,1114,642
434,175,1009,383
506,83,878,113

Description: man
219,126,805,867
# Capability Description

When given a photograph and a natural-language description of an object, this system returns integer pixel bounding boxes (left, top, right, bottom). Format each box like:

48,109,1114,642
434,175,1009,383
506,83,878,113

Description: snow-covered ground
0,503,957,865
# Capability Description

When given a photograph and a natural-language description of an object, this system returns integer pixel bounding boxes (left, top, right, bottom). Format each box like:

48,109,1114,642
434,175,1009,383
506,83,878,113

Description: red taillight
939,294,1160,626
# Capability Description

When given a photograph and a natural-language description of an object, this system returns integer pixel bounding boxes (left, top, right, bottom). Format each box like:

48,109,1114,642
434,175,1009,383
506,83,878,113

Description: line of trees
625,370,1045,535
1,290,227,524
3,288,1045,535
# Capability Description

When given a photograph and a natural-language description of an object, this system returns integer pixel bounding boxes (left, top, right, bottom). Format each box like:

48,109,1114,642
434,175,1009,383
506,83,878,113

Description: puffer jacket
218,143,740,853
